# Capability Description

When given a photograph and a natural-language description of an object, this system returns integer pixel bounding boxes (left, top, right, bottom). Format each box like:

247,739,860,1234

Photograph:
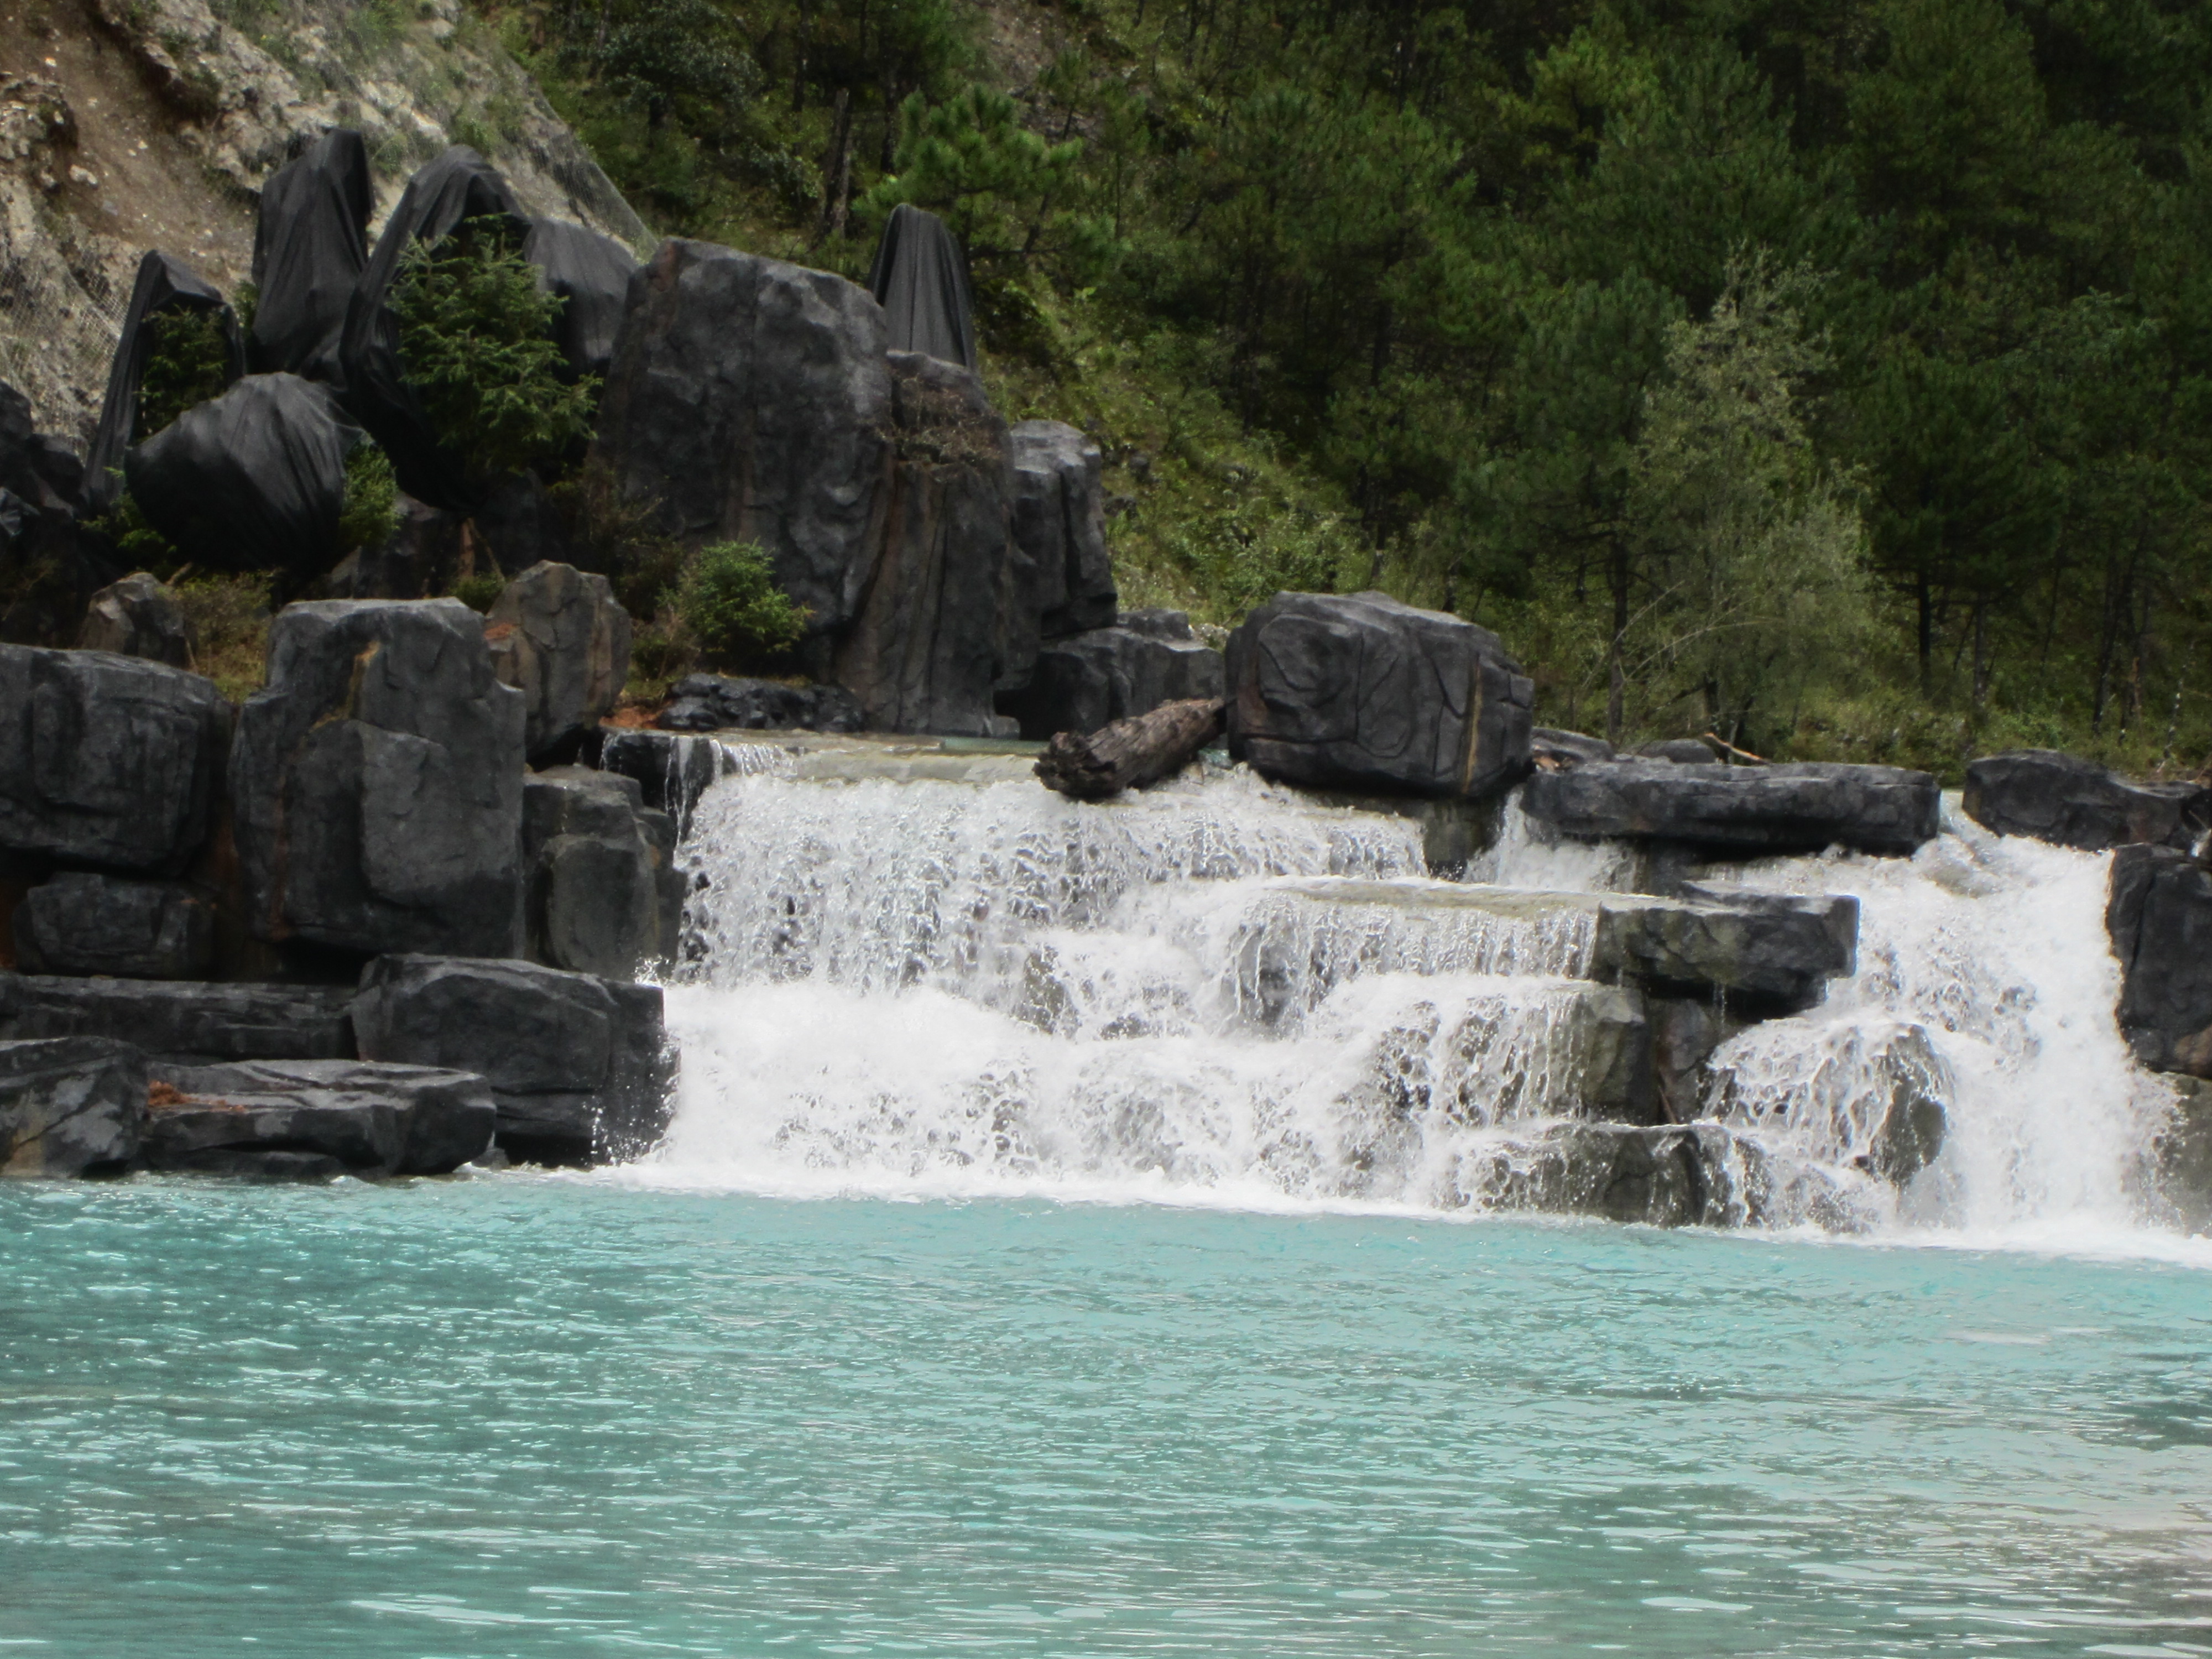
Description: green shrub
673,541,808,666
84,487,178,567
337,442,400,552
134,307,234,440
174,572,273,701
390,220,597,482
452,572,507,613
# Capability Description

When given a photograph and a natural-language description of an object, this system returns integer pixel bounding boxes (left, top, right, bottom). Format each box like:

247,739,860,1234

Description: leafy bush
174,572,273,702
390,221,597,482
452,572,507,613
673,541,809,666
337,442,400,553
134,307,234,440
548,459,689,618
83,488,178,567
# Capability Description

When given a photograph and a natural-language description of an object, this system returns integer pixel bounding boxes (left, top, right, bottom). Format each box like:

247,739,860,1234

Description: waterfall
643,757,2189,1240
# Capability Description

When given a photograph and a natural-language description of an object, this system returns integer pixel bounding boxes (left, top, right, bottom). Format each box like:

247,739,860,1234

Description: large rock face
484,562,632,762
1965,749,2211,851
143,1057,495,1177
523,767,684,980
997,609,1226,740
1523,759,1942,857
13,874,215,979
0,972,356,1061
231,600,525,957
351,954,672,1165
832,352,1015,735
2107,844,2212,1075
0,646,231,874
1007,420,1116,641
79,573,192,667
1225,591,1534,798
593,239,893,637
0,1035,144,1176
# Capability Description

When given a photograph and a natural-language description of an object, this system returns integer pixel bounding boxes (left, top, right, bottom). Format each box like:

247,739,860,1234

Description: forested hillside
491,0,2212,773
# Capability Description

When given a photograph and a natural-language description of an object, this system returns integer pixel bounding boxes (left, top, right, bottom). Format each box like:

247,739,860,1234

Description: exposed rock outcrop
1225,591,1535,799
1964,749,2212,852
1007,419,1116,642
229,599,525,957
1594,888,1859,1011
1522,759,1941,857
78,572,190,665
0,1034,142,1176
998,610,1225,740
523,767,683,980
2107,844,2212,1076
484,561,631,762
655,674,864,734
12,873,213,979
143,1057,495,1177
1457,1120,1781,1228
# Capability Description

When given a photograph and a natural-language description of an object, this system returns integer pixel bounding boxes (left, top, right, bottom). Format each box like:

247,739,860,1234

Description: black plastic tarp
249,128,373,388
867,204,977,371
338,147,530,513
523,217,639,384
126,373,359,579
84,252,244,513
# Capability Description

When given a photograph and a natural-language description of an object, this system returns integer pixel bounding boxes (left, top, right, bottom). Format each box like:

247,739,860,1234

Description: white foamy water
639,761,2200,1250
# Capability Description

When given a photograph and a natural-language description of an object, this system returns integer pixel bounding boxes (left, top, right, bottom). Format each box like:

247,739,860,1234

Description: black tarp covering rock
867,204,977,370
1008,420,1116,642
126,373,358,578
351,953,671,1166
84,252,243,513
524,217,639,383
1965,749,2212,851
229,599,525,958
484,560,630,761
0,972,355,1062
832,351,1014,734
340,147,532,513
0,1035,143,1177
2107,843,2212,1076
655,674,864,733
248,129,373,387
142,1057,495,1178
0,645,231,874
79,572,191,666
523,766,683,982
592,238,893,637
1225,591,1535,798
1521,759,1942,857
998,609,1225,740
13,873,214,979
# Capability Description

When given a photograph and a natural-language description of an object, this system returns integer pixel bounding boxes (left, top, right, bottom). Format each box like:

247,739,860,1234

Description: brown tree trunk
1036,699,1227,800
813,88,854,246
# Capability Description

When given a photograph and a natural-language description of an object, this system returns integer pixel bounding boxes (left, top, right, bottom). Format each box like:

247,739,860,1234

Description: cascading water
643,745,2191,1241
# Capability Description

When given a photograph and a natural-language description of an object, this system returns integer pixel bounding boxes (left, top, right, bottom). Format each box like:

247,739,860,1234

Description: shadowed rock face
485,561,632,763
1522,759,1941,857
523,766,684,982
0,973,357,1062
2158,1078,2212,1233
0,645,232,874
1006,420,1116,643
1225,591,1535,799
229,599,525,959
655,675,864,734
0,1036,144,1177
78,573,192,667
351,954,671,1166
997,611,1225,741
2108,844,2212,1076
1454,1121,1820,1229
13,873,214,979
1965,749,2212,852
593,238,893,638
142,1057,495,1177
1594,887,1859,1013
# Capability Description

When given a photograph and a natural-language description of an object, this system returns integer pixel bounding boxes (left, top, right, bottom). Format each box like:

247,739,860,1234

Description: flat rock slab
144,1058,495,1176
1521,759,1940,856
1,1035,144,1177
1964,749,2210,851
0,973,356,1061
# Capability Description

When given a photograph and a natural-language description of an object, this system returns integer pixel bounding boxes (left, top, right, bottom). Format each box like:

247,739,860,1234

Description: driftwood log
1035,697,1227,801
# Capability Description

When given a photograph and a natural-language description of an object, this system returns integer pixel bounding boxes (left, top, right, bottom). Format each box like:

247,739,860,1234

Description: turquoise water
3,1178,2209,1657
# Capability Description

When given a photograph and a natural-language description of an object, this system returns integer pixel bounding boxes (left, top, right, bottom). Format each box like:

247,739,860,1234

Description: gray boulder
13,873,213,979
1595,888,1859,1011
523,767,684,980
998,611,1227,740
832,352,1015,735
351,954,672,1165
79,573,192,667
1008,420,1116,641
2107,844,2212,1075
0,646,231,874
142,1057,495,1176
655,674,863,733
1522,759,1941,857
593,238,893,637
1965,749,2211,851
229,599,525,957
486,561,633,761
0,972,356,1061
1,1035,143,1176
1225,591,1534,799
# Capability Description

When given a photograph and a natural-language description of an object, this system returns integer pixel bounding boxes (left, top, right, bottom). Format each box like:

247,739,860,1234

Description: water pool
4,1178,2208,1656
